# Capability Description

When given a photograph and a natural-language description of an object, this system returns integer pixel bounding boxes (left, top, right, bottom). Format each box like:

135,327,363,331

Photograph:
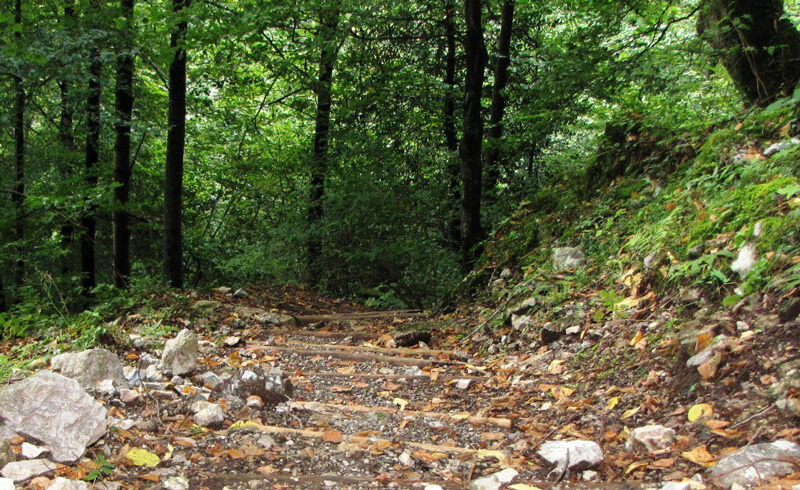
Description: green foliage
84,453,115,483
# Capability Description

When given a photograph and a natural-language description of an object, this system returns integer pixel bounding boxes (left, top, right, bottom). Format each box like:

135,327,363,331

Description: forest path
180,309,623,490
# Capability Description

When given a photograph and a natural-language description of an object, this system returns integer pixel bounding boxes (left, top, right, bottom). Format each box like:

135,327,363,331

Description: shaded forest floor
4,283,799,489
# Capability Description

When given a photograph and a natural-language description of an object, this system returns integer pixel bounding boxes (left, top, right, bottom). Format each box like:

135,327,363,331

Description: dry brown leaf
412,450,447,463
138,474,161,482
649,458,675,470
322,430,344,443
705,419,729,430
336,366,356,375
551,386,575,400
330,385,352,393
381,381,403,391
682,445,715,467
227,448,247,460
480,432,506,441
625,461,649,475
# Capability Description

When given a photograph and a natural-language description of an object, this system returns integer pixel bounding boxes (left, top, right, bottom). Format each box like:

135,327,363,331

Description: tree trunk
443,0,460,252
307,2,340,288
164,0,191,289
113,0,135,289
698,0,800,106
484,0,514,200
58,0,76,276
459,0,487,273
81,0,102,296
13,0,25,290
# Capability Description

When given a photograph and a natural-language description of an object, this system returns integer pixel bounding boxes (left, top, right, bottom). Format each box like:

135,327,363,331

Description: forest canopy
0,0,798,312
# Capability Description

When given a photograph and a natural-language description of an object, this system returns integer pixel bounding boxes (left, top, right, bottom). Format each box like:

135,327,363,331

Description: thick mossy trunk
698,0,800,106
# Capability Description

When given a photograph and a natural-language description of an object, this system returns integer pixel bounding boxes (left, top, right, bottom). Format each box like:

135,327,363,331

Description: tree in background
12,0,25,292
165,0,191,288
307,0,341,288
698,0,800,105
459,0,487,273
112,0,135,289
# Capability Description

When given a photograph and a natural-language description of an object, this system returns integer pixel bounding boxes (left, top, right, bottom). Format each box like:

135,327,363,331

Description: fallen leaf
412,450,447,462
330,385,352,393
125,448,160,468
551,386,575,400
381,381,403,391
393,398,409,410
548,359,566,375
682,445,715,467
606,397,621,410
629,330,644,347
687,403,713,422
509,485,543,490
480,432,506,441
322,430,344,443
336,366,356,375
138,474,160,482
649,458,675,469
705,419,729,429
621,404,641,420
625,461,649,475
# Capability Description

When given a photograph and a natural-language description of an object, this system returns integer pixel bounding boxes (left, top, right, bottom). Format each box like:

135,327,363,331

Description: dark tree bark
484,0,514,199
58,0,76,276
113,0,135,289
443,0,461,252
164,0,191,288
698,0,800,106
12,0,25,290
459,0,487,273
81,0,102,296
307,2,340,288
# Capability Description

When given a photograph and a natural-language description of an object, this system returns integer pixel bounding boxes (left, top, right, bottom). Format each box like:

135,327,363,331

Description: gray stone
1,459,57,482
191,300,221,312
731,242,758,279
511,314,531,331
687,244,705,260
708,440,800,488
163,476,191,490
764,140,798,157
192,401,225,427
537,440,604,474
223,336,242,347
686,336,729,368
50,348,129,392
0,478,12,490
48,477,90,489
160,329,198,376
197,371,223,390
455,379,472,390
0,371,107,462
779,297,800,324
468,467,518,490
769,359,800,399
217,367,292,407
627,425,676,453
21,443,47,459
552,247,586,271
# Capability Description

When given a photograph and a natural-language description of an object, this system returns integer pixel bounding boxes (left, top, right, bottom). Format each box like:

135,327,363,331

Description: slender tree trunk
307,2,339,288
164,0,190,288
0,275,6,313
13,0,25,290
113,0,135,289
58,0,76,276
81,0,102,296
484,0,514,200
698,0,800,106
459,0,487,273
443,0,460,252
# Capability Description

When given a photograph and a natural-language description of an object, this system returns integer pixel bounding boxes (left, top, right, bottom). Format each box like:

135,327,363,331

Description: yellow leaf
625,461,649,475
552,385,575,400
629,331,644,347
509,485,543,490
682,445,716,467
477,449,509,464
621,404,641,419
687,403,713,422
606,397,620,410
393,398,408,410
451,412,472,421
229,420,264,431
125,448,160,468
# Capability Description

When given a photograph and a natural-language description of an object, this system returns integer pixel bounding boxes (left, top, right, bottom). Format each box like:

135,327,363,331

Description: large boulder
160,329,198,376
216,366,292,407
50,348,129,392
0,371,107,462
537,440,604,476
708,440,800,488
